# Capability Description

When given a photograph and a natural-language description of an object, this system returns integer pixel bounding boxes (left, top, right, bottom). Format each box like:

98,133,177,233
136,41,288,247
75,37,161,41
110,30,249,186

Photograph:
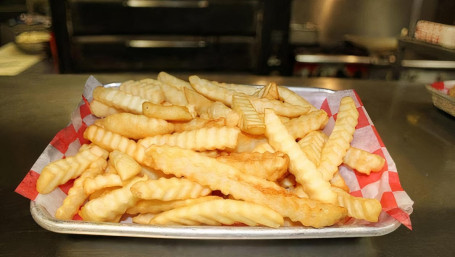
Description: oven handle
126,40,207,48
124,0,209,8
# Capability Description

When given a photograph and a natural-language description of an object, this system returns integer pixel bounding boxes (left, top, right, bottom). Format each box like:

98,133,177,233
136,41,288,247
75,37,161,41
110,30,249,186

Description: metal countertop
1,74,454,256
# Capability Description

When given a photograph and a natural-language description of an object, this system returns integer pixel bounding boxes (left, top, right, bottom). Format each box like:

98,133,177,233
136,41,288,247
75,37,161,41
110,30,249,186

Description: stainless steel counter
1,74,454,256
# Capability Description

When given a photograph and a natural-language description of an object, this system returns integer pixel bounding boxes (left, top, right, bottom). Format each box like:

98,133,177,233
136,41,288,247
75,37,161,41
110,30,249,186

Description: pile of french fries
36,72,386,228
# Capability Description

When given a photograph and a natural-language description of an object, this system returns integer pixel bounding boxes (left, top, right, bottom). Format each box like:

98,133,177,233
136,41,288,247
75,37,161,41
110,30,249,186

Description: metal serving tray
29,85,401,239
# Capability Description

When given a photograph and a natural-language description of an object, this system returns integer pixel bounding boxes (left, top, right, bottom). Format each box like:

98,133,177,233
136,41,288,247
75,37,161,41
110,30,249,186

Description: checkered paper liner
431,80,455,94
16,76,414,230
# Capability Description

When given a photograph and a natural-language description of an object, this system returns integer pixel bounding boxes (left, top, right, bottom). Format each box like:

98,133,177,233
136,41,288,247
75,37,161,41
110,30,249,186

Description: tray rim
29,84,402,239
30,201,401,239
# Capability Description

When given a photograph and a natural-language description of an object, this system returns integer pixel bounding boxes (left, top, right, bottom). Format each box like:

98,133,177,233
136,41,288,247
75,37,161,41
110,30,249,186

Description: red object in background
49,32,59,73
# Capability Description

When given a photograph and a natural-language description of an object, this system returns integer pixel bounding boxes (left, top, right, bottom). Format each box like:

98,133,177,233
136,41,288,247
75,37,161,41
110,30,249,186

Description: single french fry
83,173,123,195
284,110,329,139
264,109,337,204
332,187,382,222
235,132,268,153
318,97,359,181
131,177,212,201
157,71,193,91
92,86,147,114
94,113,174,140
132,213,156,225
232,93,265,135
249,97,310,118
330,172,350,192
138,126,240,151
89,100,121,118
36,145,109,194
189,75,235,106
212,80,259,96
108,150,142,181
206,101,240,127
277,86,317,112
119,79,165,104
142,102,193,121
79,176,148,222
127,196,221,215
55,167,104,220
251,142,275,153
146,145,347,228
156,79,188,106
257,82,280,100
343,147,386,175
83,125,152,167
216,151,289,181
148,199,284,228
183,87,214,116
172,117,224,133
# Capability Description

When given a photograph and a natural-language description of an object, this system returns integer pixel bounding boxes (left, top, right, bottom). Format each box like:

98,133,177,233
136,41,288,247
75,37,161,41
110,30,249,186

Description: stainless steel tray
31,202,400,239
29,84,402,239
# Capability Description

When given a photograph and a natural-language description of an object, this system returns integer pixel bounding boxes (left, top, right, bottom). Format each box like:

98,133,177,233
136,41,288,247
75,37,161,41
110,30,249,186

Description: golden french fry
343,147,386,175
92,86,147,114
297,130,327,165
132,213,156,225
332,187,382,222
156,79,188,106
172,117,225,133
83,173,123,195
212,80,259,96
79,176,148,222
235,132,268,153
251,142,275,153
119,79,165,104
189,75,234,106
216,151,289,181
88,187,119,201
55,167,104,220
142,102,193,121
94,113,174,140
183,87,214,116
148,199,284,228
232,93,265,135
284,110,329,139
318,97,359,181
108,150,142,181
277,86,317,112
138,126,240,151
36,145,109,194
127,196,221,215
146,145,347,228
89,100,121,118
264,109,337,204
259,82,280,100
330,172,350,192
139,165,168,180
206,101,240,127
290,184,309,198
131,177,212,201
83,125,152,167
249,97,310,118
157,71,193,91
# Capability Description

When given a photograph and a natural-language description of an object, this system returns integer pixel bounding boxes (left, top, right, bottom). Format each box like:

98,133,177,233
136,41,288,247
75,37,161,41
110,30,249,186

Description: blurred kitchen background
0,0,454,83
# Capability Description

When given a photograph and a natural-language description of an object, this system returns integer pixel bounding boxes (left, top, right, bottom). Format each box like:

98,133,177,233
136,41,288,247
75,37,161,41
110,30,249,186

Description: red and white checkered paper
431,80,455,94
16,76,413,229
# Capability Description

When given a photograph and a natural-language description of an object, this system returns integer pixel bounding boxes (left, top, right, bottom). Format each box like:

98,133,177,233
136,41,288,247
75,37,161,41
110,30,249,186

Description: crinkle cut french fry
156,79,188,106
343,147,386,175
131,177,212,201
92,86,146,114
206,102,240,127
183,87,213,116
216,151,289,181
83,173,123,195
83,125,152,167
277,86,317,112
108,150,142,181
146,145,347,228
89,100,121,118
189,75,235,106
148,199,284,228
36,145,108,194
330,172,350,192
127,196,221,215
264,109,337,204
55,167,104,220
138,126,240,151
249,97,310,118
284,110,329,139
332,187,382,222
251,142,275,153
255,82,280,100
172,117,225,133
119,79,165,104
212,80,259,96
132,213,156,225
235,133,268,153
232,93,265,135
318,97,359,181
142,102,193,121
157,71,194,91
79,176,148,222
94,113,174,140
